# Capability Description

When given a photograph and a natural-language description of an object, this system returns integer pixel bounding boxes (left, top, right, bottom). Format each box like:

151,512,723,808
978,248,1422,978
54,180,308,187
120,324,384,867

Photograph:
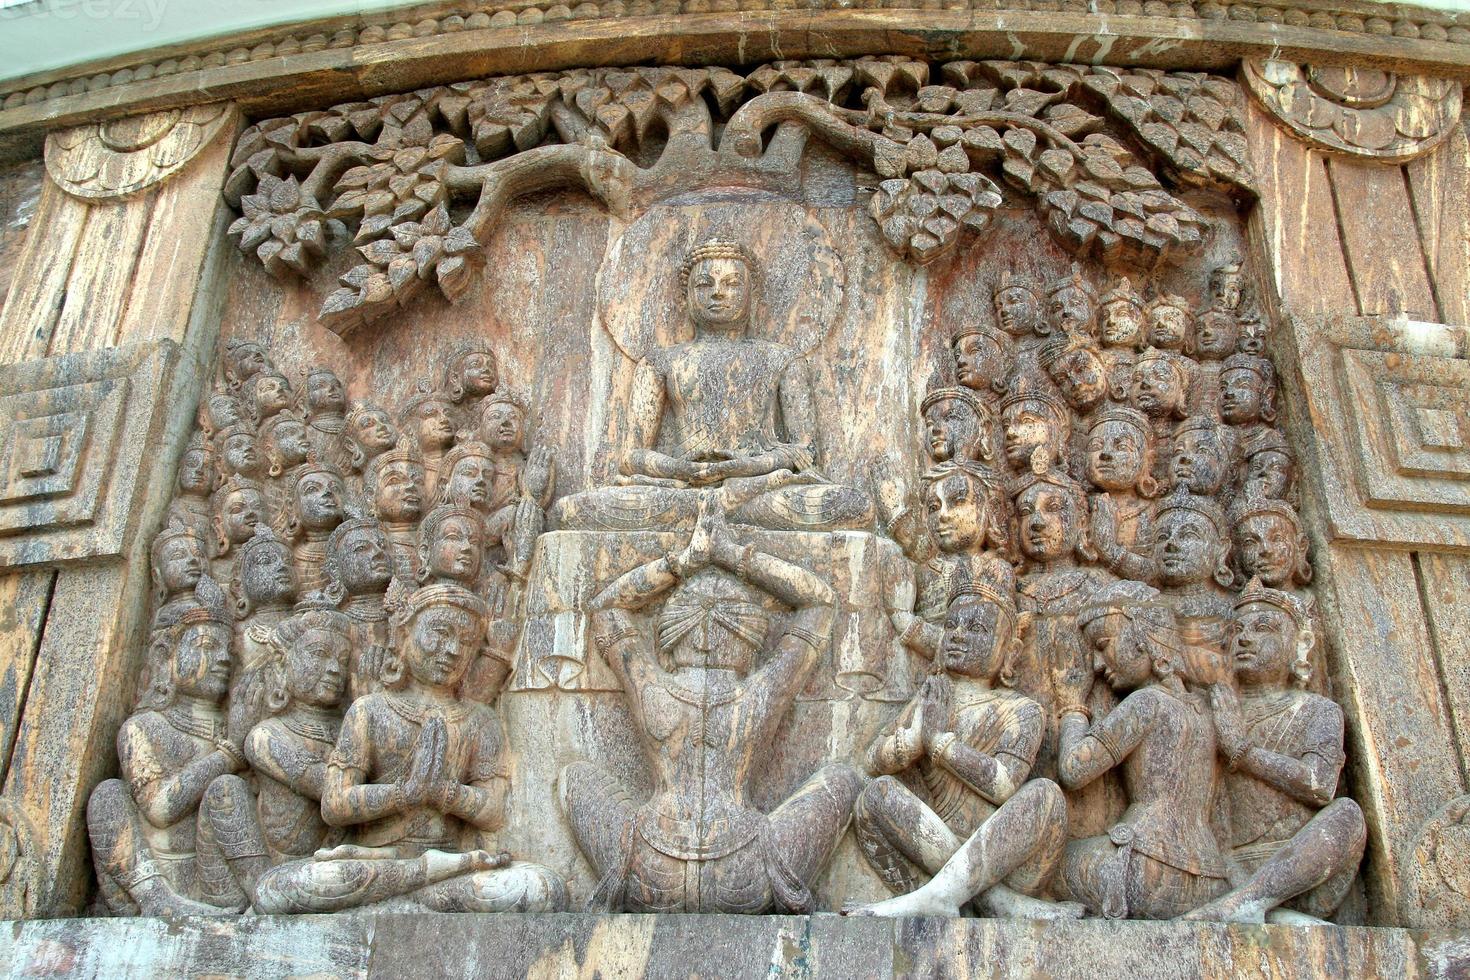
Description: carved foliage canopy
222,58,1254,334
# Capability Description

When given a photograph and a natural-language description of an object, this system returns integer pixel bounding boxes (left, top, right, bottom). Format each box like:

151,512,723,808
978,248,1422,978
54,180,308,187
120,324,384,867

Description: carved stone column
0,104,239,915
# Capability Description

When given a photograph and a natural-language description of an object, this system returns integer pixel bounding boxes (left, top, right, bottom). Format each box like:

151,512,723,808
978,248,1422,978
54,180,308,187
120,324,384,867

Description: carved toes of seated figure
414,861,570,913
552,483,873,532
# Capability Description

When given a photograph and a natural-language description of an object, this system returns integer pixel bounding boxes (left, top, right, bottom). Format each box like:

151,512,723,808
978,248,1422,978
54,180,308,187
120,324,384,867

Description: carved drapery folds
1242,59,1463,163
223,59,1253,333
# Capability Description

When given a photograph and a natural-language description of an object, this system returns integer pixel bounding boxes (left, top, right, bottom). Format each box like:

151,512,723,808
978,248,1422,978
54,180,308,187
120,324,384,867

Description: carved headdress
681,239,751,286
232,523,295,617
1046,264,1097,302
1099,275,1144,314
444,344,498,404
397,378,454,426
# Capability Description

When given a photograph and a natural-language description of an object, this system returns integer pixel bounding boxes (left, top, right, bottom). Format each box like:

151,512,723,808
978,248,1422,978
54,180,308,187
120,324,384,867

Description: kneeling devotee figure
845,574,1080,920
1183,578,1366,923
554,239,872,532
245,581,568,913
560,501,863,913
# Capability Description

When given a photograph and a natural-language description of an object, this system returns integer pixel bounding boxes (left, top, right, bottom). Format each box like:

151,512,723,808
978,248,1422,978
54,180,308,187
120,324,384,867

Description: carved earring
380,651,405,689
1213,559,1235,589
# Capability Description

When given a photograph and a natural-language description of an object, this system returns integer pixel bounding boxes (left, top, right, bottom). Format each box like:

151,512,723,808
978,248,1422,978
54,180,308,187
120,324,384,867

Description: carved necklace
280,711,339,744
163,705,224,741
383,692,471,726
663,673,739,708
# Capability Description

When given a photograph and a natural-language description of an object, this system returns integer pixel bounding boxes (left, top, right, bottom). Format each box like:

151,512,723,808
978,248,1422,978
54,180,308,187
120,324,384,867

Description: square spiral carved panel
0,342,179,568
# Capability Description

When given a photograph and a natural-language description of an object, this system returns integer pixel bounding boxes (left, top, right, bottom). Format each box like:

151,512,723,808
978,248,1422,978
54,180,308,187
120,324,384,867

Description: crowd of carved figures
90,234,1366,923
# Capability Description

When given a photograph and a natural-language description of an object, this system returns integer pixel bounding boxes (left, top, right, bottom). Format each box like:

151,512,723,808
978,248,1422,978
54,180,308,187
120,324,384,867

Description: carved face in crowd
445,455,494,509
923,397,986,465
687,257,751,330
1194,310,1239,360
352,408,398,455
295,471,345,532
1131,357,1186,419
207,394,246,432
334,525,393,595
217,487,265,546
1002,401,1063,470
404,604,481,691
1049,285,1094,337
1154,507,1226,587
306,370,347,416
285,627,350,708
1086,418,1150,493
227,343,270,385
1220,366,1270,425
1245,449,1293,501
1212,270,1244,312
924,471,985,553
1048,347,1107,414
177,447,213,496
940,596,1012,682
173,622,234,701
157,534,206,595
1238,317,1268,356
1082,610,1152,692
221,430,263,477
952,333,1004,392
425,514,483,583
1169,424,1228,496
374,460,425,523
1230,601,1295,687
481,402,525,454
410,400,456,451
994,285,1043,337
1235,512,1307,588
1100,301,1143,349
1017,482,1081,563
242,539,295,606
264,418,310,473
251,372,293,420
1147,303,1189,350
456,352,499,399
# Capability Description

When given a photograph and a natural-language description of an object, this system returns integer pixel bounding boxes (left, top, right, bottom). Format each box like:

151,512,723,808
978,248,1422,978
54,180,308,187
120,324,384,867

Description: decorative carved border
0,2,1468,156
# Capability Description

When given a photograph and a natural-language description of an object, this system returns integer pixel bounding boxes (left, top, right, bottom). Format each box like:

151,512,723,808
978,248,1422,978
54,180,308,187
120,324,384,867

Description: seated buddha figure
553,240,872,532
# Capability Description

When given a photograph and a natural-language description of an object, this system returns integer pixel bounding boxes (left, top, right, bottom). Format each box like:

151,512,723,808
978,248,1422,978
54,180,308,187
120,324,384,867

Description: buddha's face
1236,513,1301,588
1169,428,1227,496
177,449,213,495
457,352,498,398
1148,305,1189,350
268,420,310,468
285,628,350,708
174,623,233,701
1086,419,1148,492
481,403,524,454
953,334,1002,391
353,409,397,454
1084,612,1150,692
940,597,1010,681
1018,484,1078,562
1003,403,1060,469
1049,286,1094,337
252,373,293,419
446,455,493,509
405,605,479,690
1245,450,1293,501
687,257,750,329
1230,603,1293,687
1155,509,1222,587
228,344,269,383
994,286,1042,337
427,515,482,582
1101,302,1143,348
221,432,261,476
1194,310,1239,360
413,402,456,450
1220,368,1267,425
374,461,425,523
1132,360,1184,418
242,542,294,606
924,398,983,465
334,526,392,595
218,489,264,545
925,473,985,553
295,472,345,531
1050,348,1107,413
158,535,206,594
306,371,347,414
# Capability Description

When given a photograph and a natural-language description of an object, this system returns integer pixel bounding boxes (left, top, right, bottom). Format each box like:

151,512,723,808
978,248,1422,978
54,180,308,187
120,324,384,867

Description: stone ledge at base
1,914,1465,979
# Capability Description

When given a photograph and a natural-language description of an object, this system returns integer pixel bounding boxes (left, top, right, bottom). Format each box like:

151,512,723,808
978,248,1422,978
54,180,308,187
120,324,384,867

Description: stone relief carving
45,104,235,201
92,57,1367,924
1242,59,1464,163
